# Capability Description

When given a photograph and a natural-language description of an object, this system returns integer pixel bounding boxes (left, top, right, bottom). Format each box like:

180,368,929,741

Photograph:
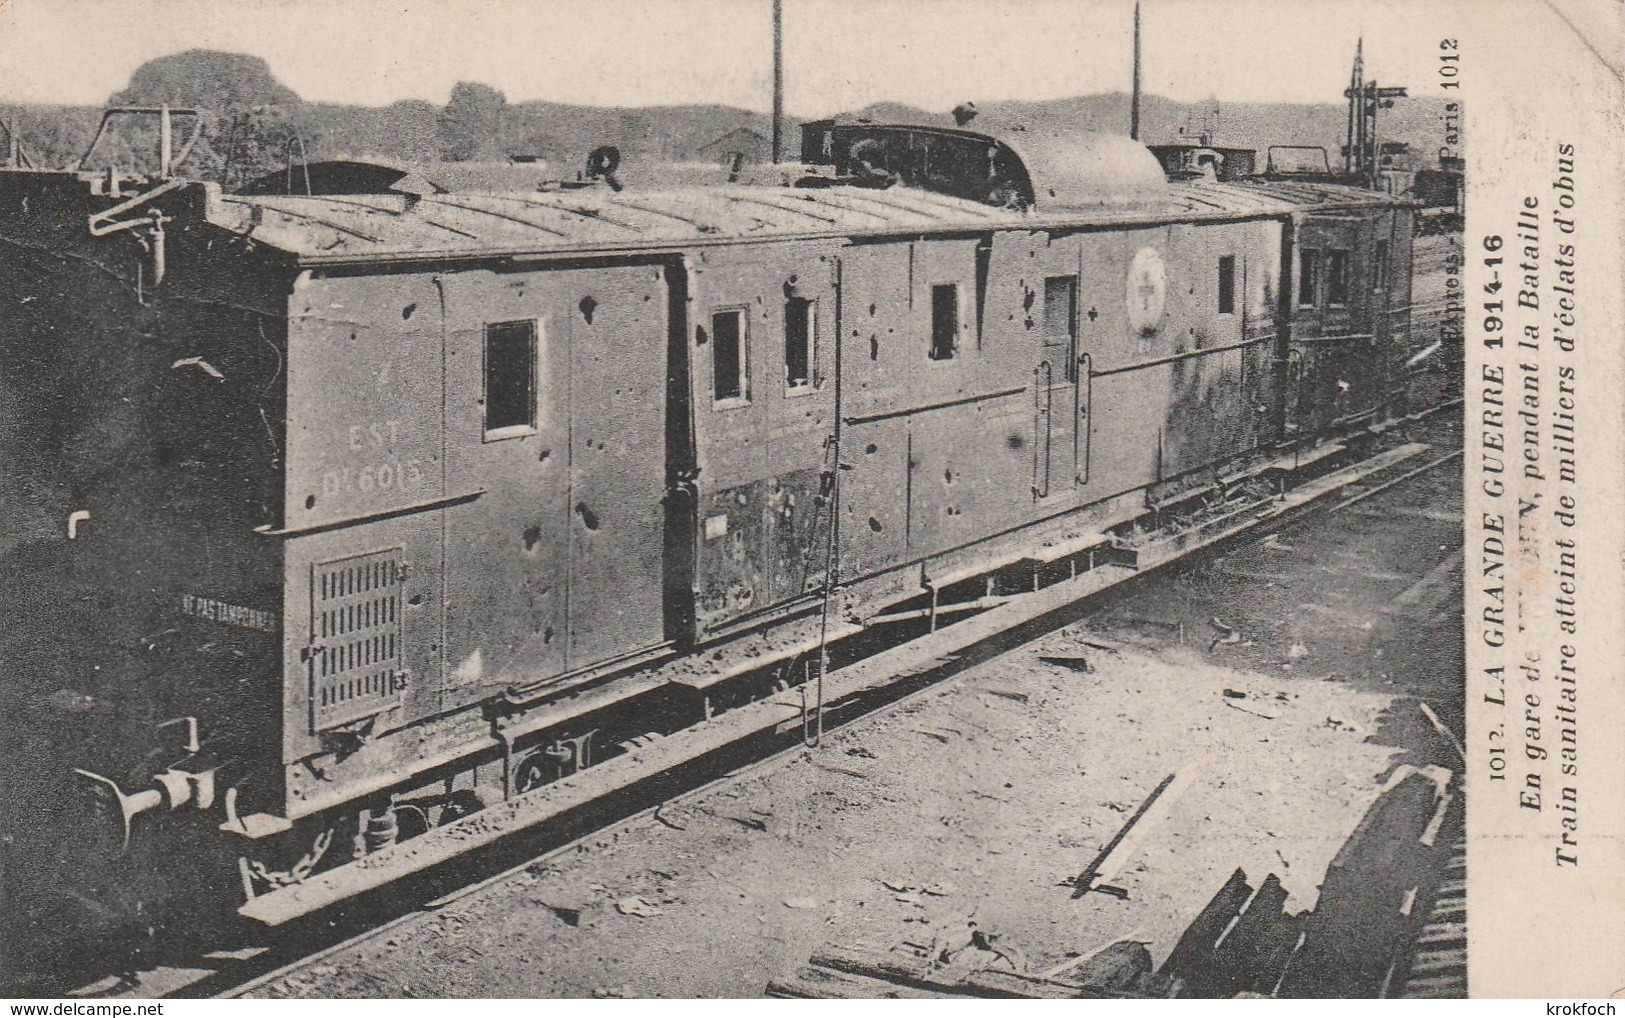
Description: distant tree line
4,51,583,184
3,48,1452,190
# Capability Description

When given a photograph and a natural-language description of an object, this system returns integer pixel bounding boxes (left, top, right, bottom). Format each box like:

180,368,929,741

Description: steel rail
1327,449,1463,514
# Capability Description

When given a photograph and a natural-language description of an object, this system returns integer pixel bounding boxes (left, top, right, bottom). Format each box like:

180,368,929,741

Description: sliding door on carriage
1034,272,1085,499
438,263,670,704
687,242,839,634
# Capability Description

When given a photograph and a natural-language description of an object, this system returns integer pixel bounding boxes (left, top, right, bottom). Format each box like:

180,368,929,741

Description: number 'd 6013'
321,459,424,498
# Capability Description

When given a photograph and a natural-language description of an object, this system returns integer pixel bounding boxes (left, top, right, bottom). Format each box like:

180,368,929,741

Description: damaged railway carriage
0,122,1414,931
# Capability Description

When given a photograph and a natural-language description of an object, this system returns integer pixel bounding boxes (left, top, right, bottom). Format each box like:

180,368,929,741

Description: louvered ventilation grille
310,548,406,731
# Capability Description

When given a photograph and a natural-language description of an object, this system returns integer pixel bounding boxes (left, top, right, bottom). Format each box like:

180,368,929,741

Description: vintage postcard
0,0,1619,1002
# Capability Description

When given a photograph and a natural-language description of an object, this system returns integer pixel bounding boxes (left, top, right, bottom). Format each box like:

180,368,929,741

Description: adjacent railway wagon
0,121,1415,936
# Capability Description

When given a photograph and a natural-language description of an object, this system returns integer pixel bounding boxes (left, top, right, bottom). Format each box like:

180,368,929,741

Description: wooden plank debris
807,944,947,992
1158,867,1312,999
767,964,949,999
1275,768,1449,998
1039,940,1158,994
1071,769,1194,898
1158,868,1254,985
1210,874,1301,997
772,942,1139,999
1418,701,1467,765
961,969,1129,999
1038,655,1094,673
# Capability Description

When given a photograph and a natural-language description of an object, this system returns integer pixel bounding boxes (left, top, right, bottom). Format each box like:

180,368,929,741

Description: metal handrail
77,106,204,177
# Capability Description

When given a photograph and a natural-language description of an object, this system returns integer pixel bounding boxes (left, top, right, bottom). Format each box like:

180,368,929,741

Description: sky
0,0,1483,114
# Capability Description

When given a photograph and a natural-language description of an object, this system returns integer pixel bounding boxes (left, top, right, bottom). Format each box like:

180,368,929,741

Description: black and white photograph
0,0,1618,1003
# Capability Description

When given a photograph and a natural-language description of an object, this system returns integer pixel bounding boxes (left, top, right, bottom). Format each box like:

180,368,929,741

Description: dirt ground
253,449,1464,999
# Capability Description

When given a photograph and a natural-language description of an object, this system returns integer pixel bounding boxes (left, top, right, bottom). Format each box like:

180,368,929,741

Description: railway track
1399,834,1467,998
1090,437,1466,1000
44,400,1464,1000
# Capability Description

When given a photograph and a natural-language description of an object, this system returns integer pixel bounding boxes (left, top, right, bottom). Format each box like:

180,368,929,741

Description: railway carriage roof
210,178,1413,267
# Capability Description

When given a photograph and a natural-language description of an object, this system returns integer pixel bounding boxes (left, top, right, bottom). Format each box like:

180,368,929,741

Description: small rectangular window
1373,240,1389,291
930,283,959,361
711,309,747,402
1043,276,1077,381
1217,255,1236,315
1327,250,1350,306
1298,250,1319,307
484,320,536,437
784,297,815,390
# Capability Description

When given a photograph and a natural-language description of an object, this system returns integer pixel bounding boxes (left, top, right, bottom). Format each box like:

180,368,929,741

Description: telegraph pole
1342,38,1406,188
1345,39,1360,175
772,0,785,163
1130,2,1142,141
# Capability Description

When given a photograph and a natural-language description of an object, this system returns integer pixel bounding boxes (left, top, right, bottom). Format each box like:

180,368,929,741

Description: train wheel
438,789,485,824
513,753,551,795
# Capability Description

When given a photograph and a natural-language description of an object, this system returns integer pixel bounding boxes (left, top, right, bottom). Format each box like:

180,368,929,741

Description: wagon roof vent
797,121,1166,210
